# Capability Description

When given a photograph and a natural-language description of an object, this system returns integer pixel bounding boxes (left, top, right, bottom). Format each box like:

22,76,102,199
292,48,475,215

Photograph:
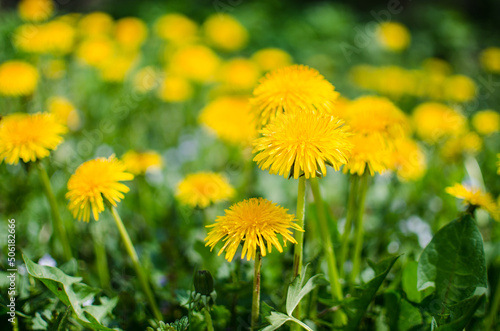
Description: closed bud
194,270,214,296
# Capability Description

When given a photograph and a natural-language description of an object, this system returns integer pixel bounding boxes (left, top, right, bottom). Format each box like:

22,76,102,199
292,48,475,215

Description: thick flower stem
203,308,214,331
251,251,262,331
349,173,369,285
110,207,162,321
339,175,359,279
37,163,73,261
485,271,500,330
92,221,110,289
309,177,343,301
293,176,307,278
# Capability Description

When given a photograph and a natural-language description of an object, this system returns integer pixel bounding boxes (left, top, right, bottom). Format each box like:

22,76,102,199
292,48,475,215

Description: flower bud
194,270,214,296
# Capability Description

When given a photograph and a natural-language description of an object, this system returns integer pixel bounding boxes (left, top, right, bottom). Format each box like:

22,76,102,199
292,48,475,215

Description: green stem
339,175,359,279
349,173,369,285
486,271,500,330
110,207,162,321
251,251,262,331
203,308,214,331
293,176,307,278
92,221,110,289
309,177,343,301
37,163,73,261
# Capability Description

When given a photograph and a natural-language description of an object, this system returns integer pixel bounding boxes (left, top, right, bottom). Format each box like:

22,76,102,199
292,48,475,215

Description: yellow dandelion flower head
114,17,148,51
168,44,220,83
47,96,80,131
122,150,163,175
376,22,411,52
440,131,482,161
66,155,134,222
18,0,53,22
422,58,452,76
443,75,476,103
390,138,427,181
203,14,248,52
412,102,467,143
218,58,261,91
99,53,138,83
446,183,500,221
205,197,303,262
76,36,116,68
0,60,39,97
176,172,235,209
0,113,67,165
133,66,161,93
154,13,198,44
77,12,114,37
472,110,499,136
253,110,352,179
342,96,410,139
342,133,392,176
199,96,258,146
157,74,193,102
251,64,340,126
251,48,293,72
480,47,500,74
14,21,76,55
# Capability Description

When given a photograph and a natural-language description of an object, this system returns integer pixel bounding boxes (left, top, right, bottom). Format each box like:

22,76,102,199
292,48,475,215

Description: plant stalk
349,173,369,285
486,271,500,330
293,176,307,278
110,207,162,321
203,308,214,331
339,174,359,279
251,251,262,331
92,221,110,289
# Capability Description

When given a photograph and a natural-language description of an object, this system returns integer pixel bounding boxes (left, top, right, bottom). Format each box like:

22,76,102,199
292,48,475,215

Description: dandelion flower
480,47,500,74
157,74,193,102
253,111,352,179
203,14,248,52
76,37,115,68
77,12,114,37
66,156,134,222
443,75,476,103
472,110,499,135
133,66,161,93
412,102,467,143
48,96,80,130
446,183,499,221
122,150,163,175
390,138,427,181
376,22,410,52
440,132,482,161
218,58,261,91
99,53,137,82
200,97,257,145
205,198,303,261
176,172,234,209
18,0,53,22
14,21,76,55
342,133,392,176
251,48,293,72
114,17,148,51
154,13,198,44
168,45,220,83
0,61,39,97
0,113,67,164
251,65,340,126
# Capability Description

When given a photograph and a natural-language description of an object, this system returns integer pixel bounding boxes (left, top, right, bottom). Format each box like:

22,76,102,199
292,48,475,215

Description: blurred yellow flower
203,14,248,52
199,96,257,145
205,198,303,262
168,45,220,83
99,54,138,82
218,58,261,91
376,22,410,52
18,0,53,22
0,113,67,164
412,102,467,143
251,65,339,126
443,75,476,103
43,59,66,80
176,172,235,209
78,12,114,37
0,60,39,97
472,110,499,135
14,21,76,55
253,110,352,179
422,58,452,76
114,17,148,51
76,37,115,68
66,156,134,222
342,133,391,176
252,48,293,72
480,47,500,74
391,138,427,181
154,13,198,44
441,132,482,161
122,150,163,175
157,74,193,102
133,66,161,93
446,183,499,221
48,97,80,131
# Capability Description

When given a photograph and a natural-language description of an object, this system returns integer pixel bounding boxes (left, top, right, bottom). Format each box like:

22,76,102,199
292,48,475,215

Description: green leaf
403,260,432,303
23,255,118,331
417,215,487,307
262,312,313,331
286,264,327,316
343,256,399,331
436,295,485,331
398,298,423,330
